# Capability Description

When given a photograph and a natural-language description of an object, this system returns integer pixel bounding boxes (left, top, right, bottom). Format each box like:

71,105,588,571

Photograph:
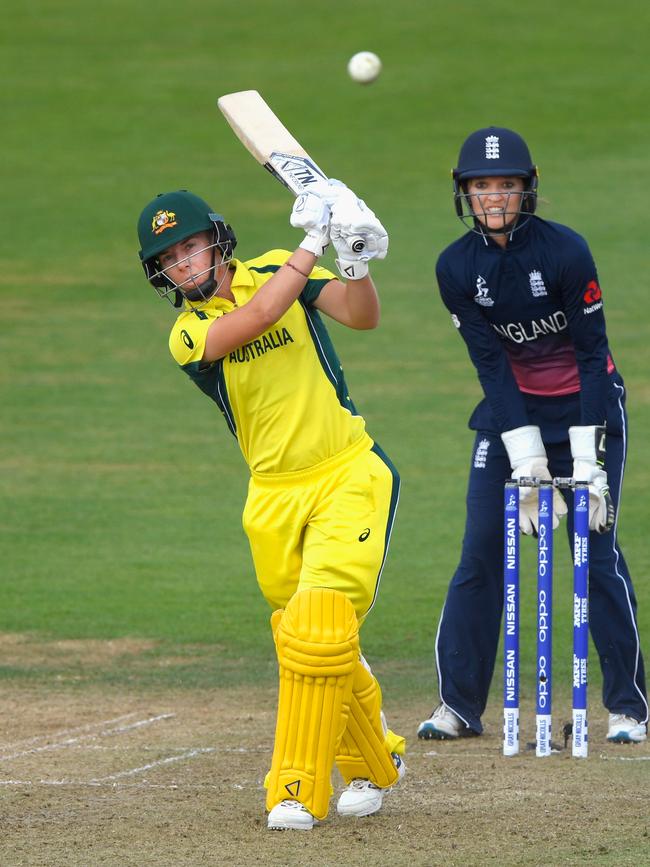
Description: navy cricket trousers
435,382,648,733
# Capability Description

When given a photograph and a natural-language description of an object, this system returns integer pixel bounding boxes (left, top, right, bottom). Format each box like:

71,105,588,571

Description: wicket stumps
502,477,590,758
536,481,553,757
503,481,520,756
572,482,590,758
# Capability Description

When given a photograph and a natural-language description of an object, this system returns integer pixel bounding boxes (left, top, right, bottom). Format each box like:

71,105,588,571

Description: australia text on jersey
228,327,294,363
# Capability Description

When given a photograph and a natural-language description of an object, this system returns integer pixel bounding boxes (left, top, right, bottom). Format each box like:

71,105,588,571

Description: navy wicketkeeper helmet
452,127,539,232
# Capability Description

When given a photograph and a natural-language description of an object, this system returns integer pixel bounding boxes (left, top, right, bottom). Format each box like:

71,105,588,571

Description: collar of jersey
227,258,257,307
481,216,533,251
183,258,253,312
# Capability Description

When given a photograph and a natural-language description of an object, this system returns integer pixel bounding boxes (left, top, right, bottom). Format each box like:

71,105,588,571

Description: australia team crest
151,209,177,235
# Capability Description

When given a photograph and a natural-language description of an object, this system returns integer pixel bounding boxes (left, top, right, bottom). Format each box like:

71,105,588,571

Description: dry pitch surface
1,644,649,866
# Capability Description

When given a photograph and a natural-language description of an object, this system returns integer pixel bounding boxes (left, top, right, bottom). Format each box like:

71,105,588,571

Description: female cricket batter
137,184,404,831
417,127,648,745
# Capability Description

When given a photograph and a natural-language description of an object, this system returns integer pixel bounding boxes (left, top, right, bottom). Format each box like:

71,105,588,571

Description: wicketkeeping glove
501,425,568,535
290,191,331,257
569,425,616,533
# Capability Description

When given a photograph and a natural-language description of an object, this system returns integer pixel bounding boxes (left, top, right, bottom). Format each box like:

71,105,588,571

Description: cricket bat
217,90,366,251
217,90,329,195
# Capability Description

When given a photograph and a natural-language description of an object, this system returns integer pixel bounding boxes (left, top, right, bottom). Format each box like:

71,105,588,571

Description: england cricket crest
529,270,547,297
474,438,490,468
485,134,500,159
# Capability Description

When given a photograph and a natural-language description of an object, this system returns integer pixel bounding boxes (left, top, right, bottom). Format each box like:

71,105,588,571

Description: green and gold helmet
137,190,237,306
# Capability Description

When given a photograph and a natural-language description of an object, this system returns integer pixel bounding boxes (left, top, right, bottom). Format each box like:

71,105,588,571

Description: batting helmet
137,190,237,307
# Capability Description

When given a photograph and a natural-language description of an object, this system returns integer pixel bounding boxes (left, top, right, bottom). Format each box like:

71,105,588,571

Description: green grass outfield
1,0,649,702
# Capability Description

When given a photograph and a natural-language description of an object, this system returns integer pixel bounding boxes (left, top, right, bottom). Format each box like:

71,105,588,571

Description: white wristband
299,232,329,257
569,425,606,463
336,258,369,281
501,425,545,467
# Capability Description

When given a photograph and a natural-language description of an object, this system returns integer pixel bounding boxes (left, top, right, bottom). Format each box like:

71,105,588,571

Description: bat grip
348,235,366,253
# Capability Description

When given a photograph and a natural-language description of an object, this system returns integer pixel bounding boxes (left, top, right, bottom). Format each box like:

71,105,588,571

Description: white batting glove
330,230,389,281
302,177,351,206
329,227,367,280
334,253,370,280
502,425,568,535
290,191,331,257
331,193,389,260
569,425,616,533
335,226,389,260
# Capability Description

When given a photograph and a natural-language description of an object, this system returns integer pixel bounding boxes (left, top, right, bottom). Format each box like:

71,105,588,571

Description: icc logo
474,275,494,307
577,494,588,512
507,494,516,509
539,500,549,516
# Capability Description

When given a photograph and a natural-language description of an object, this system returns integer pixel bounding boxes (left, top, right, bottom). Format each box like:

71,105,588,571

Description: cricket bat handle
348,235,366,253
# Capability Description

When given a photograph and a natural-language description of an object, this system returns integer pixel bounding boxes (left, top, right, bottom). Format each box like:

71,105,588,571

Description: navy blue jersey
436,216,616,435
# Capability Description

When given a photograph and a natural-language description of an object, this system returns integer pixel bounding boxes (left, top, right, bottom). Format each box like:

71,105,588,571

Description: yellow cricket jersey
168,250,368,475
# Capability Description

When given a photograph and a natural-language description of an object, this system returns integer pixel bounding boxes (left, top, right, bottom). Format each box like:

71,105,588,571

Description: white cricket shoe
417,703,466,740
267,799,316,831
606,714,647,744
337,753,405,818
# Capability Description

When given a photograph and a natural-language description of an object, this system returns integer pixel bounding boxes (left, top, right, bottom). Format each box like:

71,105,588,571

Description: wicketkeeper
418,127,648,745
137,181,405,831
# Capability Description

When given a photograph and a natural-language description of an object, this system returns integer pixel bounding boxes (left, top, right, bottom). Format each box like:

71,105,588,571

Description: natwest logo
583,280,602,304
